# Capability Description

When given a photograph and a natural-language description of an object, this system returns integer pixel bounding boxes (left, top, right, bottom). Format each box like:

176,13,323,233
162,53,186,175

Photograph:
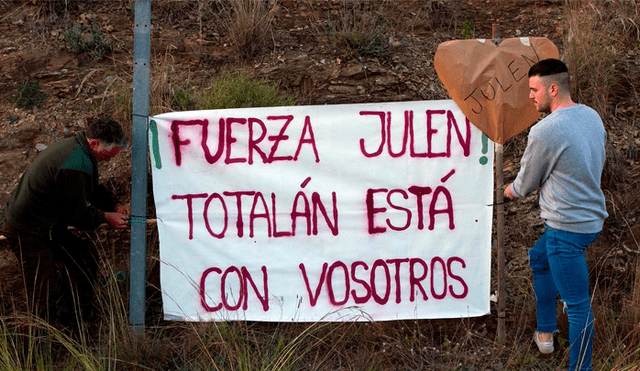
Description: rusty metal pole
492,23,507,346
496,143,506,345
634,253,640,323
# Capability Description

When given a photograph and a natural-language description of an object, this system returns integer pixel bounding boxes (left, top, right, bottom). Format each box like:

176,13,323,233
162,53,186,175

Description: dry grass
564,5,640,365
218,0,277,59
2,241,638,369
563,0,640,121
315,0,390,58
305,0,417,59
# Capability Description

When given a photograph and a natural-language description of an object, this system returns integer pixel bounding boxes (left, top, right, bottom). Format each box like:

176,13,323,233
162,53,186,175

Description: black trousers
3,221,99,323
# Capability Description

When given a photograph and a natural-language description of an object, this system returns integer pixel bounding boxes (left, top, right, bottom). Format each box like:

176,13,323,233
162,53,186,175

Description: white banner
149,100,494,322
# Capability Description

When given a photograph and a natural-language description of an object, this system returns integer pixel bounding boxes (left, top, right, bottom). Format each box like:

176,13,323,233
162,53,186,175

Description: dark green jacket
5,131,119,239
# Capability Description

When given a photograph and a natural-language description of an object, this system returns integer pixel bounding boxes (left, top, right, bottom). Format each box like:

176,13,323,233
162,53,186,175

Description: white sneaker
533,331,554,356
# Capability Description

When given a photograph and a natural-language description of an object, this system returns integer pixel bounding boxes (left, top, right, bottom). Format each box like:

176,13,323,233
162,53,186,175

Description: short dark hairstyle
86,116,128,148
528,58,569,78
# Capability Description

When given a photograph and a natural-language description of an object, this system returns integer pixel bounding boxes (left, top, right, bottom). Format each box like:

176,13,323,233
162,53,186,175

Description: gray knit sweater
511,104,608,234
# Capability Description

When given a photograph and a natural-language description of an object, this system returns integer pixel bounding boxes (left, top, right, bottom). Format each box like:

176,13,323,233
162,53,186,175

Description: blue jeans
529,226,599,371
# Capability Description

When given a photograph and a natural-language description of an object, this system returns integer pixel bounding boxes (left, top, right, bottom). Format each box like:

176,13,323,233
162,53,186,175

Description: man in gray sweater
505,59,607,371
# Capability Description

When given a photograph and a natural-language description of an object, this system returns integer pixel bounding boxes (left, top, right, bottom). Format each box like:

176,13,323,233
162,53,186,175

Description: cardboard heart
434,37,559,144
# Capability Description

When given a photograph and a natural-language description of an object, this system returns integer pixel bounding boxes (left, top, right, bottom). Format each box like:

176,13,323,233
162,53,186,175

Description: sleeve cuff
510,183,523,198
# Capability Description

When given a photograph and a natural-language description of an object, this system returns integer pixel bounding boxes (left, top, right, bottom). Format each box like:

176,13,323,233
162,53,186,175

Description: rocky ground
0,0,638,358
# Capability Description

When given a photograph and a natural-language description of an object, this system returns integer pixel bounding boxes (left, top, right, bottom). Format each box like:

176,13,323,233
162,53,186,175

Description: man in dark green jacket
3,116,130,326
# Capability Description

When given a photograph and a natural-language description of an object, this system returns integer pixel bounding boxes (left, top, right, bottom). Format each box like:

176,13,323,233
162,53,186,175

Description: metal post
492,24,507,346
496,143,506,345
634,252,640,323
130,0,151,334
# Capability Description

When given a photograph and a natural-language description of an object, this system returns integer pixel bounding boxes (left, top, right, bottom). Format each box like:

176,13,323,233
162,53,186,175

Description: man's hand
114,203,131,216
504,183,515,200
105,211,128,229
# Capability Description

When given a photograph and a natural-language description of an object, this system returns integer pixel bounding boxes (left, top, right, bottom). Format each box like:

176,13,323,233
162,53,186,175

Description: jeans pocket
555,229,599,254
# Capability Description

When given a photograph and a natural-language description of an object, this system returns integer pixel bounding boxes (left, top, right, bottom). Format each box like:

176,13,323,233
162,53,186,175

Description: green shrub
171,88,195,111
198,73,295,110
461,19,474,39
355,29,389,57
63,24,111,61
87,26,110,61
14,80,46,110
64,24,86,53
328,26,389,58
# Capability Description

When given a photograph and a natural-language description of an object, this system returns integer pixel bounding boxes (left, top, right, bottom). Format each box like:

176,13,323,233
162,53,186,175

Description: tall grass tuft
217,0,277,59
318,0,390,58
0,313,102,370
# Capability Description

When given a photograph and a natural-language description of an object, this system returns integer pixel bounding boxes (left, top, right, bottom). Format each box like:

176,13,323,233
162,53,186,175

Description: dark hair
86,116,128,148
528,58,569,78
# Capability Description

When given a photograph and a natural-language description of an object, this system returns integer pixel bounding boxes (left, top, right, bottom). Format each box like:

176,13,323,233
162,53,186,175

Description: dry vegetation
0,0,639,370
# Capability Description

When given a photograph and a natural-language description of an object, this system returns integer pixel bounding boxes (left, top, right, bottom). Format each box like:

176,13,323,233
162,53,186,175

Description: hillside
0,0,639,369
